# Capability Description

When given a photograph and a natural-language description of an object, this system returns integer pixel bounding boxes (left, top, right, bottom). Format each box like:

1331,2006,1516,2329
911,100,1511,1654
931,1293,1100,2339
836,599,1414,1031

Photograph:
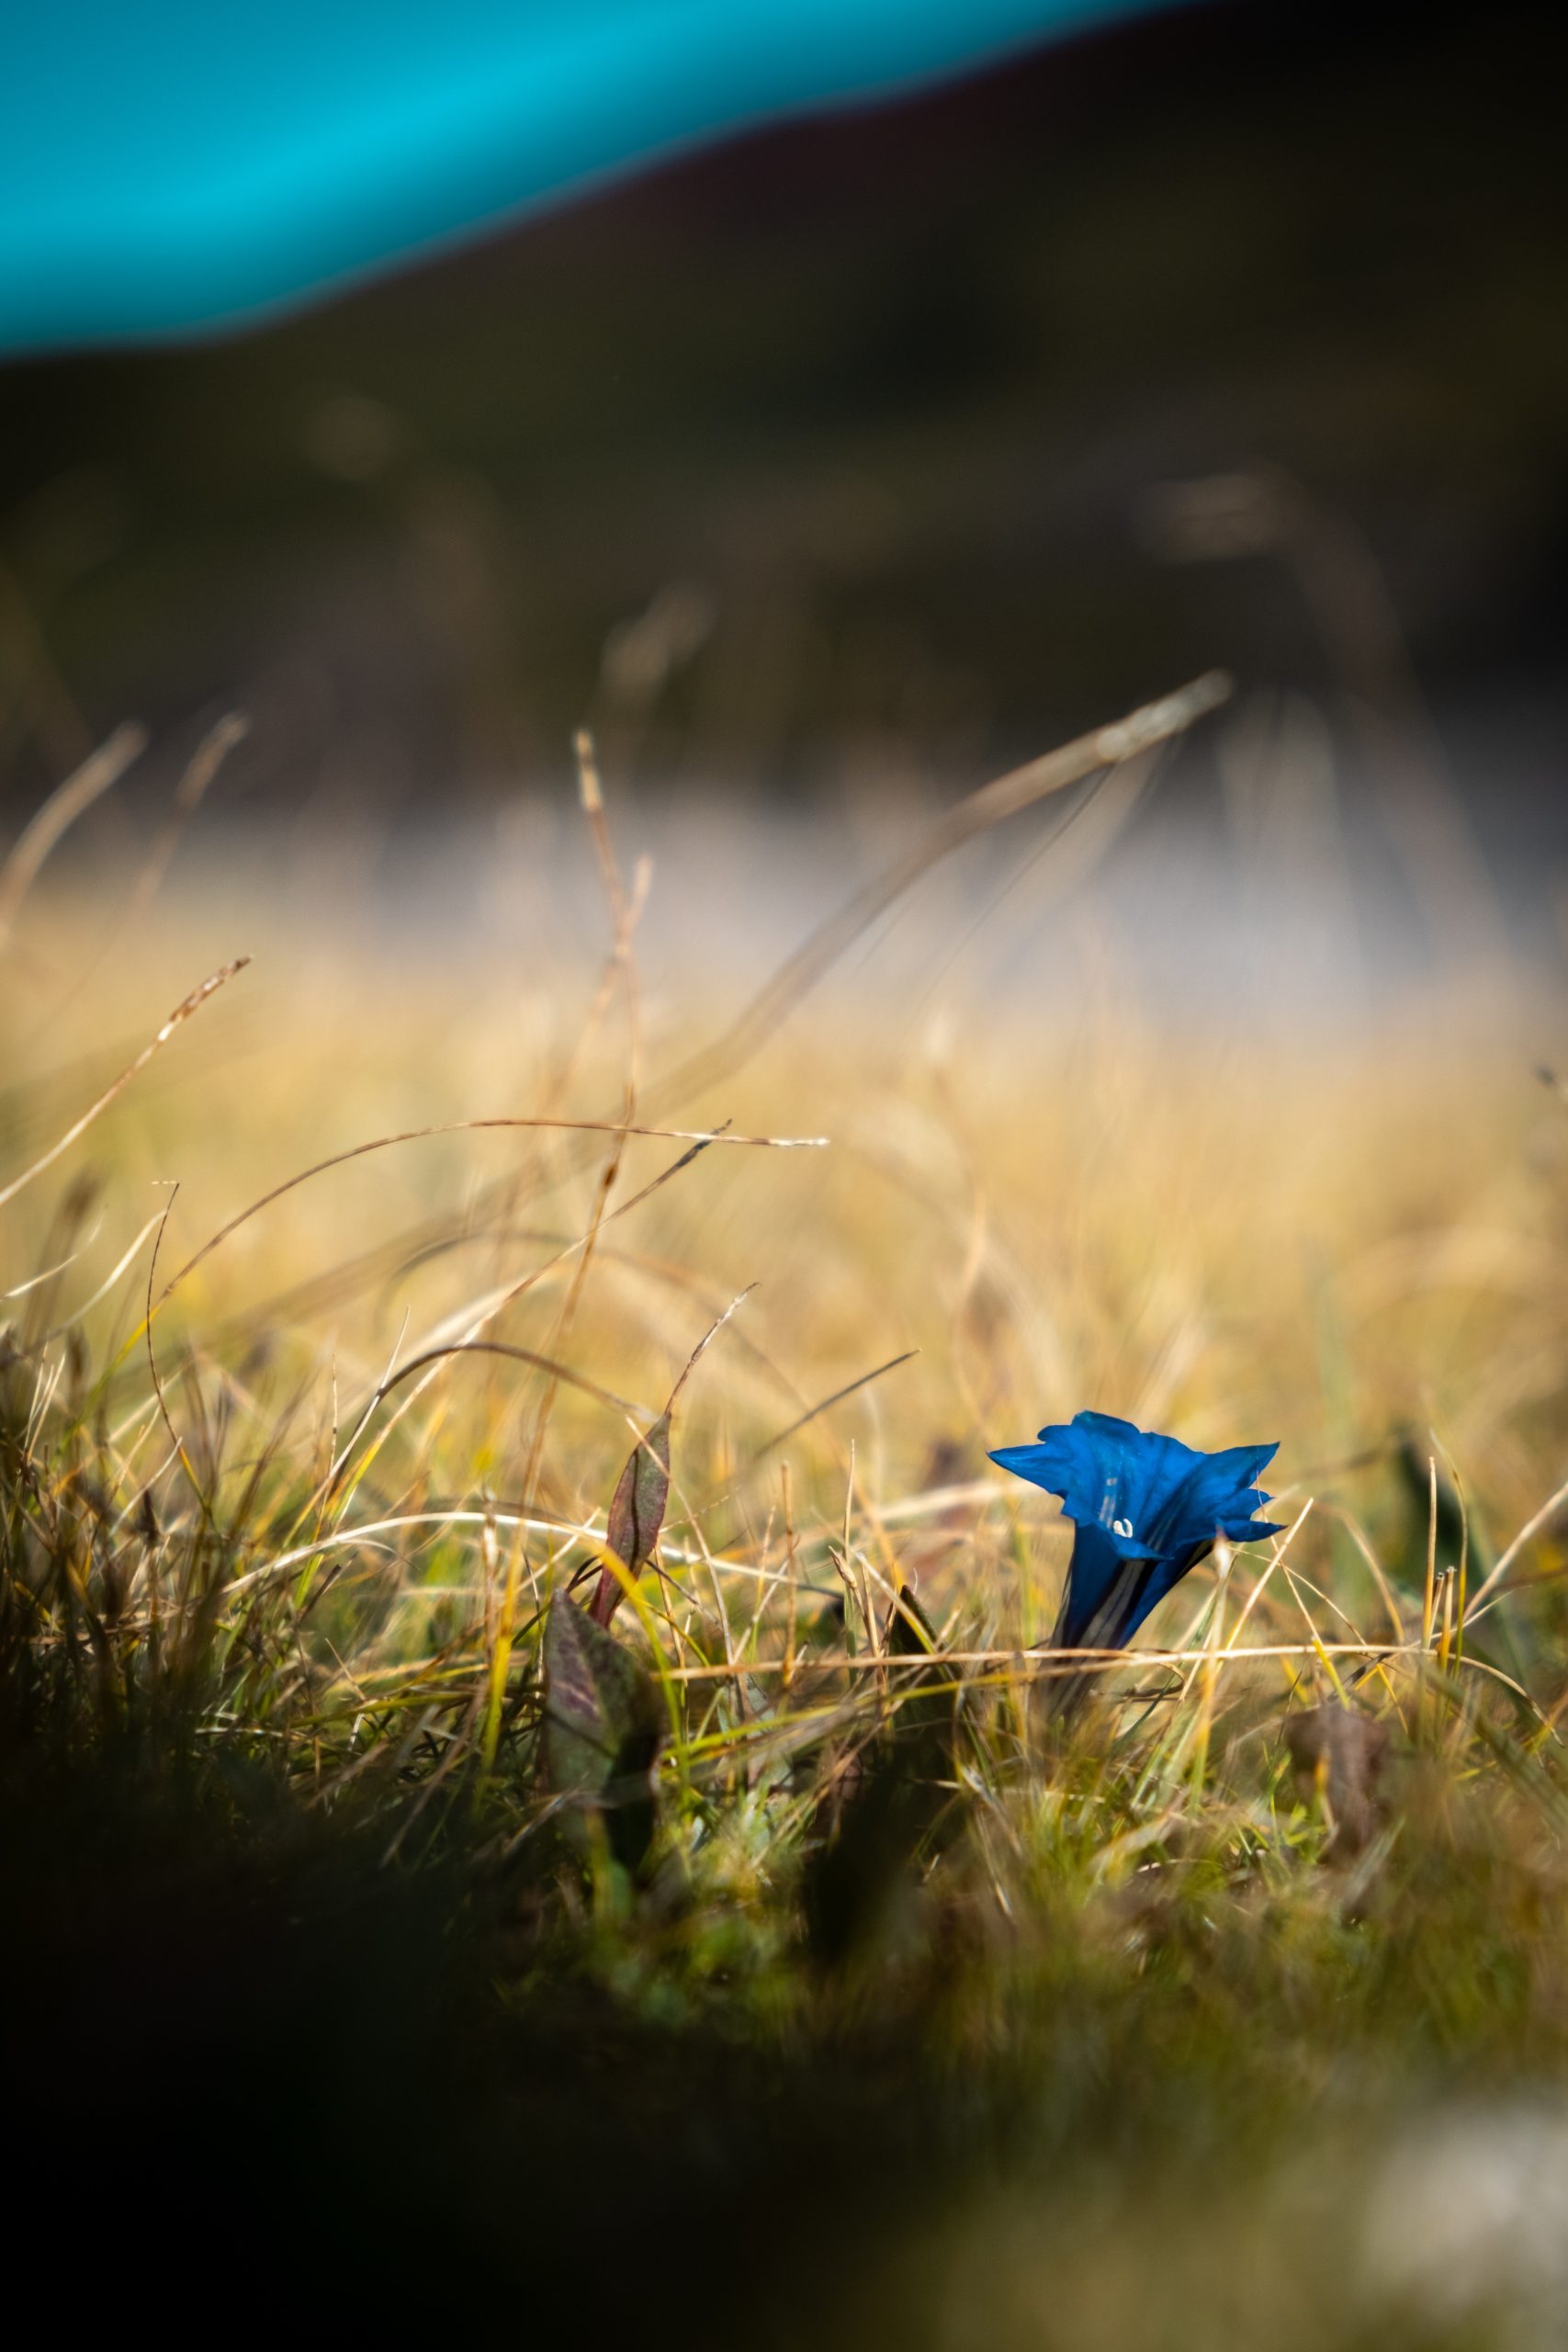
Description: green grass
6,774,1568,2344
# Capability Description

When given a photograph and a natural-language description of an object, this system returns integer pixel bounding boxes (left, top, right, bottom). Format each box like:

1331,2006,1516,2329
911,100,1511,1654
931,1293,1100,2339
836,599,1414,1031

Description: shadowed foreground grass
6,808,1568,2345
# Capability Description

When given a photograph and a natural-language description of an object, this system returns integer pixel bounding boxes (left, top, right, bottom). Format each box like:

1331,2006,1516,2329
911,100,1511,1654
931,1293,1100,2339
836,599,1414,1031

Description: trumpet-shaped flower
989,1411,1282,1685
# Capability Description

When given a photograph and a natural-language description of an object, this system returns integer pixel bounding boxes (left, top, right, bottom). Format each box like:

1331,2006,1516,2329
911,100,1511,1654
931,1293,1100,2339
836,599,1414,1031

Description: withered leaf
585,1289,749,1629
589,1409,671,1628
542,1594,664,1870
1284,1702,1392,1860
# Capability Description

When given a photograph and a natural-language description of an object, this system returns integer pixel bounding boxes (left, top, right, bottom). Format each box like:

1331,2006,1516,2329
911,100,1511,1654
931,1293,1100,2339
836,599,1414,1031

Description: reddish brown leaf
1284,1703,1392,1860
586,1288,750,1629
542,1594,663,1870
589,1411,671,1627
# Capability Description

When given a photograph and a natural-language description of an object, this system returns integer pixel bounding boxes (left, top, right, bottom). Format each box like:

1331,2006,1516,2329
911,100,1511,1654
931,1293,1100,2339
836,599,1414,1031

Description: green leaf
542,1594,663,1870
886,1583,939,1656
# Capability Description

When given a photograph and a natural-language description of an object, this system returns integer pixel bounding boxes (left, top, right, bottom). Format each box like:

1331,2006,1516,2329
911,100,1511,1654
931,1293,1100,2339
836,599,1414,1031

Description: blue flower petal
988,1442,1151,1558
1053,1522,1143,1646
991,1410,1283,1668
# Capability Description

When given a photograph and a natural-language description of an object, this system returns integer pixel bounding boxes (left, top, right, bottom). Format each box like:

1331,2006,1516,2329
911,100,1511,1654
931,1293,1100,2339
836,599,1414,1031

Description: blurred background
2,0,1564,1016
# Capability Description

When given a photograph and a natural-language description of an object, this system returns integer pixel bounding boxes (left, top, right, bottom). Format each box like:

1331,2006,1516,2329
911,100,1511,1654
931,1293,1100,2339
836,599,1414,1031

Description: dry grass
6,717,1568,2345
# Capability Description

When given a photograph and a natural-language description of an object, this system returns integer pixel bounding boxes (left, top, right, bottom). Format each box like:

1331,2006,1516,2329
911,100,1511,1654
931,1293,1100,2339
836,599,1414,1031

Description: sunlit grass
6,735,1568,2345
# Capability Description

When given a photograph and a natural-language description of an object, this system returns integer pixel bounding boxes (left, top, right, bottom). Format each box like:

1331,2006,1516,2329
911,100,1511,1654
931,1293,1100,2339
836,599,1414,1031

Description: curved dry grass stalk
0,721,147,950
1465,1467,1568,1619
751,1348,920,1461
39,715,253,1025
33,1209,165,1345
233,673,1232,1334
153,1114,824,1318
343,1336,652,1470
654,671,1232,1102
0,956,248,1212
2,1219,105,1297
319,1126,739,1517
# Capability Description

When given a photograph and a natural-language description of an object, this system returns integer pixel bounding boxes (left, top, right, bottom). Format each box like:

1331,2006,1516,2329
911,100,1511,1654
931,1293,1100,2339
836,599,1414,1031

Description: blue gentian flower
989,1410,1282,1706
